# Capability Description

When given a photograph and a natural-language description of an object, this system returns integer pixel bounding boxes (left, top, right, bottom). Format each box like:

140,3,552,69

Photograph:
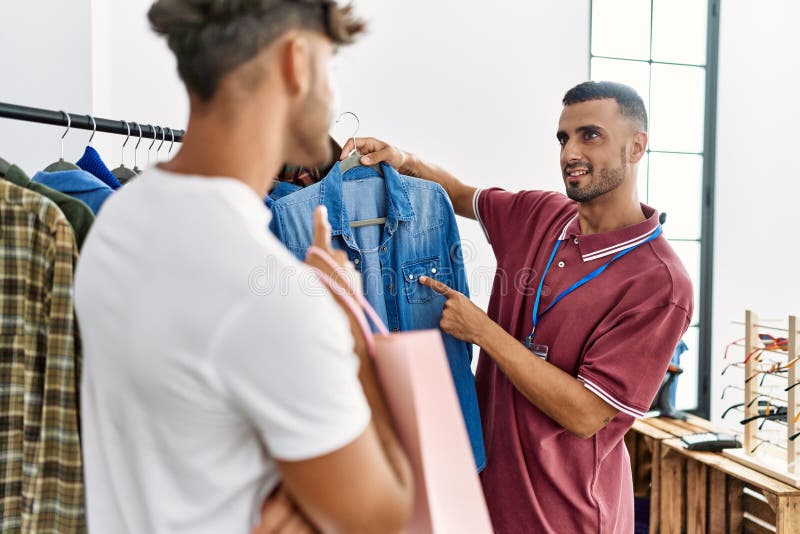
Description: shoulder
615,236,693,318
648,237,694,311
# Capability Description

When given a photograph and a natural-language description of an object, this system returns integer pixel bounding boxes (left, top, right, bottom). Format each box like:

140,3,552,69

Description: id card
524,335,549,361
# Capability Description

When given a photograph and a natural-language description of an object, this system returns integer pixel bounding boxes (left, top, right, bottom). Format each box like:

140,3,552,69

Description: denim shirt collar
319,162,415,237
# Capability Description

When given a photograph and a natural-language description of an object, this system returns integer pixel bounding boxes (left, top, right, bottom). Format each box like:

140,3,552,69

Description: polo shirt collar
560,203,661,262
319,161,415,237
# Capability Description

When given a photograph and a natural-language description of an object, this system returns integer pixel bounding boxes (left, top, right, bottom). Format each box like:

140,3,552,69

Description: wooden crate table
626,420,673,532
625,416,721,532
659,438,800,533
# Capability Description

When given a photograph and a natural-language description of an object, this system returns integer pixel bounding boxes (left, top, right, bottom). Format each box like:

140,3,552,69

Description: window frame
588,0,720,418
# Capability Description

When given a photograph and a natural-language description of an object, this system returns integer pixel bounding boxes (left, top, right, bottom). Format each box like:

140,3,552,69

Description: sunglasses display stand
723,310,800,488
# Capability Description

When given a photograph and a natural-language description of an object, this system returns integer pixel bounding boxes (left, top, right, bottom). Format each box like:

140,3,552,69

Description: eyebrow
556,124,606,139
576,124,604,134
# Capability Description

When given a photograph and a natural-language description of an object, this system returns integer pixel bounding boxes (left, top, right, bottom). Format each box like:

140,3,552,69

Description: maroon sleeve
577,303,691,418
475,188,566,259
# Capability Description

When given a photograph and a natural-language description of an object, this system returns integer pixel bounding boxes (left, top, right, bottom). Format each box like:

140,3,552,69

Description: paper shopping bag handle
308,265,379,358
306,245,390,336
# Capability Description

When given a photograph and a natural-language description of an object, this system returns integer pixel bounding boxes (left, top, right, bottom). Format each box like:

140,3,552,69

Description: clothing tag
525,335,549,360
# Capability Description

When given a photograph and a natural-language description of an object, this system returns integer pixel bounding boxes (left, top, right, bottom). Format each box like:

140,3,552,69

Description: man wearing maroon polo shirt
342,81,693,533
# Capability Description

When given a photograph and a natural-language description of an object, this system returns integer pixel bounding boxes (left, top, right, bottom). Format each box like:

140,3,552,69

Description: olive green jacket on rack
0,180,85,533
3,164,94,250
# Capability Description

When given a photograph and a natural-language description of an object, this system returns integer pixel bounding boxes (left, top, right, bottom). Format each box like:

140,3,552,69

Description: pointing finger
419,275,455,297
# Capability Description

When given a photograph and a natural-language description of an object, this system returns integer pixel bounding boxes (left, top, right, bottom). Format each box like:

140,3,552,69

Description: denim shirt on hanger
269,162,486,471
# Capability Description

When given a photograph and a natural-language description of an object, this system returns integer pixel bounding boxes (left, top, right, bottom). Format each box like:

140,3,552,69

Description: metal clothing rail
0,102,185,142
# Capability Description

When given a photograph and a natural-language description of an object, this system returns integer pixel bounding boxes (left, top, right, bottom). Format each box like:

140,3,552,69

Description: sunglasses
721,397,776,419
744,356,800,384
723,334,789,360
751,437,788,454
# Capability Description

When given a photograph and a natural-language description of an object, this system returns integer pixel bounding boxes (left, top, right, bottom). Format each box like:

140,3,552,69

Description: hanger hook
87,114,97,145
168,128,175,155
121,120,131,148
133,122,143,167
157,125,166,155
120,120,131,166
58,110,71,160
336,111,361,155
148,125,158,151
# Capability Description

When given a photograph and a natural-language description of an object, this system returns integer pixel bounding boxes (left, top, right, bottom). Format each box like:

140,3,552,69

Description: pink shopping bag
307,246,492,534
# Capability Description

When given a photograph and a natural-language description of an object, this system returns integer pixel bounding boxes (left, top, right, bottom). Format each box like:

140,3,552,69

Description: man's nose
562,139,582,167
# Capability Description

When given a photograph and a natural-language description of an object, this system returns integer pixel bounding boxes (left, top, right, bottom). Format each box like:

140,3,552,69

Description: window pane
652,0,708,65
590,57,650,110
649,64,706,152
668,240,701,325
649,153,703,240
591,0,651,60
675,325,700,410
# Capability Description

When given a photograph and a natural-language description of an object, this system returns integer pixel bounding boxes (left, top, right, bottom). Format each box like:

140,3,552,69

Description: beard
284,87,334,168
565,148,627,203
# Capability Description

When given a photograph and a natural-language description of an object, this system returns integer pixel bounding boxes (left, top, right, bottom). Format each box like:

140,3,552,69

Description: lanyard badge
525,333,550,360
525,225,663,359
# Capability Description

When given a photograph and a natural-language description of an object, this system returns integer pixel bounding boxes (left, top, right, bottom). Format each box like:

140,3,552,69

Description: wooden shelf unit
721,311,800,488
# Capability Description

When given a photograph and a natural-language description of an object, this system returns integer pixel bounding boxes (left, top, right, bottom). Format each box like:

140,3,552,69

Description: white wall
0,1,185,173
91,0,189,170
0,0,93,173
333,0,590,307
711,1,800,420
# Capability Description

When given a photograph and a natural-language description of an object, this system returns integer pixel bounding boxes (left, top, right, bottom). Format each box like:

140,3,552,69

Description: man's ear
281,34,311,96
629,131,648,164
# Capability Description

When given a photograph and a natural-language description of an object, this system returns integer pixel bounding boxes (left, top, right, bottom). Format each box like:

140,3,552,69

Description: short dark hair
149,0,365,100
562,81,648,132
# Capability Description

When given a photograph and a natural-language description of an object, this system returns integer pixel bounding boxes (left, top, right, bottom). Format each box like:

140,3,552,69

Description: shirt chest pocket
401,256,446,304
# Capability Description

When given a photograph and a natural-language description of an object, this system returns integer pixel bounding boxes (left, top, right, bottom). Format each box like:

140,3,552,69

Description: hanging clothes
77,146,122,190
0,180,85,533
3,164,94,249
265,181,302,209
270,162,486,471
32,169,114,214
264,136,342,206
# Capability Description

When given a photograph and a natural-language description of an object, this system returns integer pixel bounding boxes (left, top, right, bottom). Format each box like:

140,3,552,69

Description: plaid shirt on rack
0,180,85,533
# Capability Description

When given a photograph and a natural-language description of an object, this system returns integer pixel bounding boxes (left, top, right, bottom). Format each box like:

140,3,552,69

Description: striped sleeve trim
578,375,647,418
473,188,490,243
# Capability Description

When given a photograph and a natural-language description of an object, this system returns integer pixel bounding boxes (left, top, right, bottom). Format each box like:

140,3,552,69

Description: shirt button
573,238,579,245
381,246,387,252
431,268,437,274
558,261,565,268
408,274,414,280
353,258,360,265
388,284,393,291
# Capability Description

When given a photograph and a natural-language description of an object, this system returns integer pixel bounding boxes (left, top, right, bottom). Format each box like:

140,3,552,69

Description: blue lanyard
528,225,663,342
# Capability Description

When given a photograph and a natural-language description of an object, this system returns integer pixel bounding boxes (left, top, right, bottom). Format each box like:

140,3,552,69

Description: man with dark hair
74,1,412,533
345,81,693,532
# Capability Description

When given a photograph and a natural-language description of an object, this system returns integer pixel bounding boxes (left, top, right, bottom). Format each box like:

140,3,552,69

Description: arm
474,318,618,438
419,275,618,439
340,137,477,220
275,207,413,532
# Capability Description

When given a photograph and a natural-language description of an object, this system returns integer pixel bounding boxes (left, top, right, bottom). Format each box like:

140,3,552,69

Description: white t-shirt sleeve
210,270,371,461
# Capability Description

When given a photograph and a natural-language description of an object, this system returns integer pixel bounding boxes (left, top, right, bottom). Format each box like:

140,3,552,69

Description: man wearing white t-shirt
74,2,413,533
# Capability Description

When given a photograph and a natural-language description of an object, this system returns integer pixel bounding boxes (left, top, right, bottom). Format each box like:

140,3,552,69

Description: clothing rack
0,101,185,142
